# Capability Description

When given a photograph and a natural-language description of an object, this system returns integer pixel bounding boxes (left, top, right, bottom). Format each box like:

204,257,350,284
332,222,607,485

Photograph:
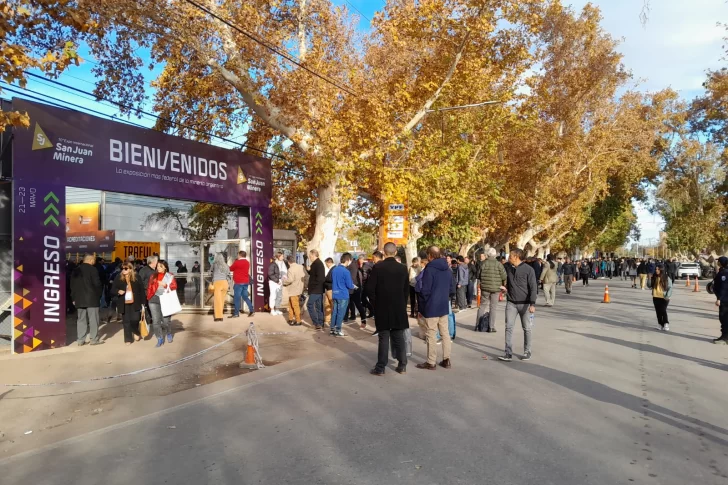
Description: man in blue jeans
229,251,255,318
306,249,326,330
330,253,355,337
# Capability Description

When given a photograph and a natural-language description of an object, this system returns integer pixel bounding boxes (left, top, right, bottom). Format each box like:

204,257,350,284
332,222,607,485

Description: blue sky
8,0,728,244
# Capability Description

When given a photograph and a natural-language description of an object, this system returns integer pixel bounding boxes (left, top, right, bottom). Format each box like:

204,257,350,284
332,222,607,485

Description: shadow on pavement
452,335,728,447
557,330,728,372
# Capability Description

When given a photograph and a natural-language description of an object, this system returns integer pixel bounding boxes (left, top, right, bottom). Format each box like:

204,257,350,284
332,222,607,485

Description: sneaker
155,337,164,348
248,312,256,317
335,330,347,337
520,351,532,361
498,354,513,362
89,340,105,346
167,333,173,344
77,341,86,347
712,337,728,345
360,322,367,329
314,325,322,331
228,314,240,319
664,324,670,331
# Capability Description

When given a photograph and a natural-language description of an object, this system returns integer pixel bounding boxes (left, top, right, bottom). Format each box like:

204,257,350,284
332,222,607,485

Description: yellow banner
113,241,161,261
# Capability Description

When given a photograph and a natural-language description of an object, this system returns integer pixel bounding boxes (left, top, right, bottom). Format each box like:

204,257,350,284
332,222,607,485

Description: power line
182,0,357,96
426,100,504,113
21,72,282,159
343,0,371,22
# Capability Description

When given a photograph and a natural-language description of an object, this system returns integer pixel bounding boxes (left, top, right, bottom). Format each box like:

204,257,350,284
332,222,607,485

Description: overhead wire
1,81,310,180
181,0,357,96
343,0,372,22
20,71,283,160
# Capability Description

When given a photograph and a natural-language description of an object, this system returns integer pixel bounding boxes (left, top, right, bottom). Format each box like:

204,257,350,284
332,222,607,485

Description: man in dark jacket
346,255,367,328
367,242,410,375
70,254,104,346
416,246,454,371
562,257,576,294
455,256,469,311
712,256,728,344
498,248,537,362
306,249,326,330
138,255,158,327
466,256,477,308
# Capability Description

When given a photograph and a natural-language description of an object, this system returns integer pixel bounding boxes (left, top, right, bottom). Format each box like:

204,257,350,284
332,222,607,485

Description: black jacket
308,258,326,294
713,268,728,303
505,262,538,305
562,263,576,276
348,261,362,294
324,268,333,292
138,265,155,300
111,275,145,314
70,263,103,308
366,258,410,331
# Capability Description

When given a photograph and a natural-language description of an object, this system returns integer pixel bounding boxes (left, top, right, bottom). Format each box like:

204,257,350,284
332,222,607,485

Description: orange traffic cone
693,277,701,293
686,275,691,287
477,289,481,308
240,344,258,369
603,285,610,303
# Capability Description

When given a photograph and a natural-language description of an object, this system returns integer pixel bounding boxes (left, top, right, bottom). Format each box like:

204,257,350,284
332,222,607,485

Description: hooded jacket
419,258,453,318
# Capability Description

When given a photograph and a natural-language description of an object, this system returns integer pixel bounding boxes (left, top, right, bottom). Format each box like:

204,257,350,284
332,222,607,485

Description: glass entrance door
166,239,250,312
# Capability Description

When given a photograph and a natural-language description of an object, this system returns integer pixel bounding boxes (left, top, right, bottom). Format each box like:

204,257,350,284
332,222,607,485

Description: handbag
139,306,150,338
208,283,215,293
160,274,182,316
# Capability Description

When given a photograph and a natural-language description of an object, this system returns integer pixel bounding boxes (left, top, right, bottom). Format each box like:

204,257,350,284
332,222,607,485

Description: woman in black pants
111,262,146,345
651,264,673,331
408,257,422,318
579,260,590,286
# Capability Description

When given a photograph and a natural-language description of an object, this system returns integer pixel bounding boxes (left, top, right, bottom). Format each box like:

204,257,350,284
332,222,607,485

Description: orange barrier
603,285,610,303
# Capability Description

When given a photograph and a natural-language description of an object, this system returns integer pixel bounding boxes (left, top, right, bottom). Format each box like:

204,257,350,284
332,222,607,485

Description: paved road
3,279,728,485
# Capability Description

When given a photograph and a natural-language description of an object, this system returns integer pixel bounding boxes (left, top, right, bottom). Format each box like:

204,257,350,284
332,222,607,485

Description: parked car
677,262,701,279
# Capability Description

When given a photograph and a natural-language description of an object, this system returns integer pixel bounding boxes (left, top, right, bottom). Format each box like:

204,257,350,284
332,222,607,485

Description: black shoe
497,354,513,362
314,325,322,331
520,351,532,361
395,366,406,374
491,328,497,333
288,321,295,326
248,312,255,317
370,368,385,376
713,337,728,345
228,314,240,319
294,322,302,326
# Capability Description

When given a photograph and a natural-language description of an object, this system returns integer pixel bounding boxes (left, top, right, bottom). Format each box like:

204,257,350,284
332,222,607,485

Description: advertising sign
113,241,161,261
12,99,273,353
65,230,115,253
380,201,409,246
65,202,99,232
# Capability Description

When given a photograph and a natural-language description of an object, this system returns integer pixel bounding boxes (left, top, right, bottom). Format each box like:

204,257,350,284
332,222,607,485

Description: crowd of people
65,244,728,359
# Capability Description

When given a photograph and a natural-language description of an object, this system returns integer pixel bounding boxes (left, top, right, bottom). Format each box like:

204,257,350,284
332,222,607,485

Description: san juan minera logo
32,123,52,150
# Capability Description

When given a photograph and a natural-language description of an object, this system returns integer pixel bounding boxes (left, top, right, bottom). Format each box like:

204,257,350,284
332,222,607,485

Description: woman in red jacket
147,260,177,348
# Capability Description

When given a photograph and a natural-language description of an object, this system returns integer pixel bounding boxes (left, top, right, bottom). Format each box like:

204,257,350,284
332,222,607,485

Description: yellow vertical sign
380,202,409,246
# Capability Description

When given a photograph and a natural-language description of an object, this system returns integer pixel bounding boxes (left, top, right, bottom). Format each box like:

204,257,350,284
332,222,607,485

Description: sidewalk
0,310,379,455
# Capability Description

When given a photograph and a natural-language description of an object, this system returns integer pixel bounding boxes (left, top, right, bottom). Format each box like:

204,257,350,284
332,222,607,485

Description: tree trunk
307,178,341,259
404,213,436,266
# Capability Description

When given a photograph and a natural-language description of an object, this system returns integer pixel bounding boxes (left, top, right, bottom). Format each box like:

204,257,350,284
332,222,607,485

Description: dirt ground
0,310,380,455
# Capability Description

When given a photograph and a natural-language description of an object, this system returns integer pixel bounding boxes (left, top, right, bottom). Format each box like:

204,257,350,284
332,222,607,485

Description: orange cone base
239,345,258,369
693,281,701,293
603,286,610,303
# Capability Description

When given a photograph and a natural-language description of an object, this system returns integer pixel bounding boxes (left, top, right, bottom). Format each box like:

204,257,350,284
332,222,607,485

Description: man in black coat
70,254,104,346
306,249,326,330
367,242,410,376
